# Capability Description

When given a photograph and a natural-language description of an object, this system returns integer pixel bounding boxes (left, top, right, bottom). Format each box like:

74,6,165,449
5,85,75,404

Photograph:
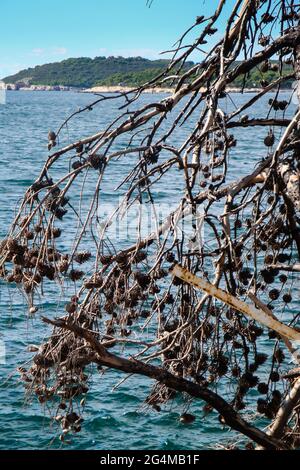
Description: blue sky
1,0,236,78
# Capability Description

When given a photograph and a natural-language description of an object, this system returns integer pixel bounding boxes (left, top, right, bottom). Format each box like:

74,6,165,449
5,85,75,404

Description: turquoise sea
0,90,297,450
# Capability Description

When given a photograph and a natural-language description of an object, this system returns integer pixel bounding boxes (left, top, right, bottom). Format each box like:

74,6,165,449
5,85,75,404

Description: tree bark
172,265,300,342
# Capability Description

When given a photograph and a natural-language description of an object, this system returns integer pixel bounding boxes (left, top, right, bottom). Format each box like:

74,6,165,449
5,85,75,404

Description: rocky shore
82,85,268,94
82,85,175,94
3,83,290,94
83,85,294,95
4,83,70,91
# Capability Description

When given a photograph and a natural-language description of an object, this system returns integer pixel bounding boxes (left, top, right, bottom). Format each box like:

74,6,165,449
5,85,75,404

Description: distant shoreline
3,84,292,94
83,85,292,94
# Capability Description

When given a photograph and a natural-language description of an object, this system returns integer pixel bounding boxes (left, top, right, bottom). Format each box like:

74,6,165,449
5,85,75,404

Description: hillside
2,56,193,89
3,56,293,90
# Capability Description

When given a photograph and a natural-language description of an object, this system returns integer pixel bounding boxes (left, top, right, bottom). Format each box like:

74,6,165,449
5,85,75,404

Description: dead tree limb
42,316,286,450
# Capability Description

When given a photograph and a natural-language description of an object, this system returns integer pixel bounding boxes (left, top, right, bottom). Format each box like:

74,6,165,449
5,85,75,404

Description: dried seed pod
23,280,34,294
38,263,55,280
269,289,280,300
264,131,275,147
34,224,42,233
29,256,38,267
279,274,287,284
165,293,174,305
29,306,39,315
274,348,285,363
179,413,195,424
282,293,292,303
88,154,106,170
272,390,282,402
270,63,279,72
0,239,8,254
6,273,15,283
74,251,91,264
48,130,56,142
262,13,275,23
196,15,204,24
257,383,268,394
33,353,54,368
143,146,161,164
76,142,84,153
115,251,128,265
135,272,151,289
48,251,60,262
54,208,67,220
261,80,269,88
173,276,183,286
72,160,84,171
84,275,103,289
264,254,274,265
255,353,268,366
58,259,69,273
60,196,69,207
277,253,289,263
258,35,270,46
260,61,269,73
153,268,168,280
104,301,115,315
278,100,288,110
270,371,280,382
240,115,249,123
257,398,268,414
66,412,80,425
232,366,241,377
50,227,62,239
141,310,150,318
12,254,24,266
25,230,34,240
0,266,7,278
166,252,175,263
7,238,25,255
65,302,77,314
133,250,147,263
100,255,112,265
69,270,84,282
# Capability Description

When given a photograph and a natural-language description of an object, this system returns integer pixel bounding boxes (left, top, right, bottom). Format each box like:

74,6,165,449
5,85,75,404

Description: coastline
81,85,175,94
3,83,292,94
82,85,272,94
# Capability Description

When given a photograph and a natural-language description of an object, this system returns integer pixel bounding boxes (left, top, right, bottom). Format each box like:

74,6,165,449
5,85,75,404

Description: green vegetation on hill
233,64,293,89
3,56,294,89
96,68,168,87
3,56,192,89
97,66,294,89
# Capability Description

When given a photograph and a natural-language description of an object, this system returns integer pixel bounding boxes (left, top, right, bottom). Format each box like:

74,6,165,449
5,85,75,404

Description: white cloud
31,48,45,57
51,47,67,56
29,47,68,58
